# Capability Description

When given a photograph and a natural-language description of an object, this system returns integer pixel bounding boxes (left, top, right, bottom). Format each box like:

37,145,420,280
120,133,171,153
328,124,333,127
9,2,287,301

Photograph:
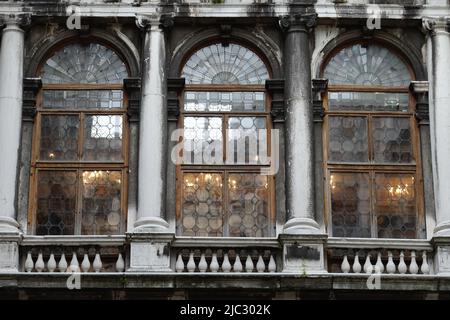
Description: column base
283,217,321,235
433,221,450,237
278,234,328,274
432,236,450,275
133,216,169,233
0,233,21,272
0,217,20,233
127,233,174,272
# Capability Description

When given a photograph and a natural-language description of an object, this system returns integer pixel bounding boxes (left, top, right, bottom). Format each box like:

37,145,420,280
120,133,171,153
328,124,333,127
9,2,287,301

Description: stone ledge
1,272,449,292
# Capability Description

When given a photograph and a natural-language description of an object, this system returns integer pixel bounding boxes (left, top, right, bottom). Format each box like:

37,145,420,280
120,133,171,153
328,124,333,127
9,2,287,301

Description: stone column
128,15,174,272
0,14,29,272
134,16,170,233
281,14,320,235
278,14,326,274
423,17,450,275
423,18,450,237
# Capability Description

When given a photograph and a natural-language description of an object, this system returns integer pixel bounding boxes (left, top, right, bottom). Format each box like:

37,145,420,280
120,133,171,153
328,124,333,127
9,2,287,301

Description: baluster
210,253,219,272
245,255,254,273
256,255,265,273
341,255,350,273
420,251,430,274
386,251,396,274
58,253,68,272
409,251,419,274
35,252,45,272
47,253,57,273
375,252,384,274
363,254,373,274
398,251,407,274
233,254,243,272
352,253,361,273
116,253,125,272
68,252,80,273
25,252,34,273
198,253,208,273
222,253,231,272
93,253,102,273
81,254,91,273
187,252,196,272
268,255,276,273
175,254,185,273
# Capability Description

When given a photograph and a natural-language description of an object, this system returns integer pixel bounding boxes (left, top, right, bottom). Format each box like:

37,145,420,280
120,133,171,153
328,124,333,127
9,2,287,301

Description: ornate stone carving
265,79,285,123
279,13,317,33
124,78,141,122
22,78,42,122
167,78,185,121
135,14,174,31
410,81,429,122
312,78,328,121
422,17,449,35
0,14,31,27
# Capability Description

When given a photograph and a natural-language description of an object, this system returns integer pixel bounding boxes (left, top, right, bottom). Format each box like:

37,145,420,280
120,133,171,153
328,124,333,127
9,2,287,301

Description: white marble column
282,15,321,234
133,16,170,233
0,16,27,234
423,18,450,237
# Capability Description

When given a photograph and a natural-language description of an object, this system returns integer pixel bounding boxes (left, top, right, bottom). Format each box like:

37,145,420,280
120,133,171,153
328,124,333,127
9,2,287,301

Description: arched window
322,42,424,239
178,42,273,237
30,42,129,235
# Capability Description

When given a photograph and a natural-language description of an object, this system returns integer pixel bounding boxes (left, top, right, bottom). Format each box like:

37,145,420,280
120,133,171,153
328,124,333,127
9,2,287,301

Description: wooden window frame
176,81,275,237
28,57,130,235
322,72,425,239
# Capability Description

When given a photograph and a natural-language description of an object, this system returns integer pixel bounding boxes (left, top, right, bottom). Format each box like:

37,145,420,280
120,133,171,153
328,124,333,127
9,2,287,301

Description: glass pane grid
184,91,265,112
43,90,123,110
324,44,412,87
181,43,269,85
181,172,269,237
81,170,122,235
42,43,128,84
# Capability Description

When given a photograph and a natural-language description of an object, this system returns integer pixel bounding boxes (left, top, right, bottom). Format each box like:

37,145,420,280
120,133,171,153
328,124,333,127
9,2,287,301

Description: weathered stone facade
0,0,450,299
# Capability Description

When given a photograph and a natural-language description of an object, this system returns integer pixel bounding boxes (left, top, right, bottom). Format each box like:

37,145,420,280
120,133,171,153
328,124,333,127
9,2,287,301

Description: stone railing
326,238,434,275
172,237,280,273
19,236,126,273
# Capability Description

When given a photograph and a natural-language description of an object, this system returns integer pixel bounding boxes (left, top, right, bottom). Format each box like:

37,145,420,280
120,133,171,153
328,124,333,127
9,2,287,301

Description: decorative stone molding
422,17,449,35
0,13,31,28
22,78,42,122
312,78,328,122
135,13,174,31
410,81,429,123
279,13,317,33
265,79,285,123
167,78,185,122
124,78,141,122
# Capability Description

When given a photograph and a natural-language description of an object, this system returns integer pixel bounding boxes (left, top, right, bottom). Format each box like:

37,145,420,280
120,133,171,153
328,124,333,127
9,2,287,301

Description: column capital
0,14,31,29
135,14,174,32
279,13,317,33
422,17,449,35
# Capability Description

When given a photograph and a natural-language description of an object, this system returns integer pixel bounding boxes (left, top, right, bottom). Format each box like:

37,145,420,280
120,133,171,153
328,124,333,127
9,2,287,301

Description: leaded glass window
178,42,273,237
31,42,128,235
323,42,424,239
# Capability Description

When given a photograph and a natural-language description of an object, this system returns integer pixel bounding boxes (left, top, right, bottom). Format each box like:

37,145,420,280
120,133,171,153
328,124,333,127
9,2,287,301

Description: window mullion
75,169,83,235
78,113,85,161
223,170,228,237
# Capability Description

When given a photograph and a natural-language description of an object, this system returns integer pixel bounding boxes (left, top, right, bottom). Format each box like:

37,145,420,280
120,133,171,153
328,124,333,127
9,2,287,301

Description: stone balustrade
174,248,277,273
19,236,126,273
326,238,434,275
